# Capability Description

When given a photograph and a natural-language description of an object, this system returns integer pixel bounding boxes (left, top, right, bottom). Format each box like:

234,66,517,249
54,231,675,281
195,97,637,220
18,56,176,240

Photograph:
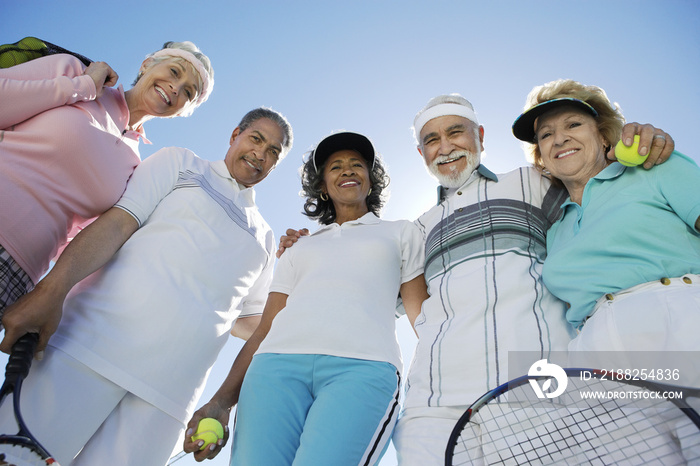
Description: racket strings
450,377,699,465
0,443,55,465
0,334,58,465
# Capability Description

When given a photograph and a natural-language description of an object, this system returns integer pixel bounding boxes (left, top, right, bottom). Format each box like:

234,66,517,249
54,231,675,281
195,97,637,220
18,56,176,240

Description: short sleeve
268,245,296,296
401,220,425,284
655,151,700,232
114,147,186,225
238,238,276,318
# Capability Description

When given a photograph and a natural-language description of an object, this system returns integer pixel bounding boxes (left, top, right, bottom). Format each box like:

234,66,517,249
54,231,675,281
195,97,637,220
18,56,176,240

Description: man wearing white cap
392,94,674,465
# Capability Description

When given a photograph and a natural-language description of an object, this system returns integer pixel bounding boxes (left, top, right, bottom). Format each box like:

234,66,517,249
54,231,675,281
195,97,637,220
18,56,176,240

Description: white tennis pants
0,346,184,465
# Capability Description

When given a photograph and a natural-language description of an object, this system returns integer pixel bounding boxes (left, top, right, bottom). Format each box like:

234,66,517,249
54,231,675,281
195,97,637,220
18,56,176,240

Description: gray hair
412,93,478,143
132,41,214,117
238,107,294,160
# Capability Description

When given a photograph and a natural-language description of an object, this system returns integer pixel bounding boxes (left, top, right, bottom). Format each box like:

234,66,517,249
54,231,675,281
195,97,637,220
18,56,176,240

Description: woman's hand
182,401,231,462
83,61,118,97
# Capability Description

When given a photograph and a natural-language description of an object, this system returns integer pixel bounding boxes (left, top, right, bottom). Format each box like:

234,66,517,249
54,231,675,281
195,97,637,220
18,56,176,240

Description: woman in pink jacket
0,41,214,318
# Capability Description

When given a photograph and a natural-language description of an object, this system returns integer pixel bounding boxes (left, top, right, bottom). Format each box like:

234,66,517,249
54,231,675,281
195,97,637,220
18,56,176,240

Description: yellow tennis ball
191,418,224,450
615,135,648,167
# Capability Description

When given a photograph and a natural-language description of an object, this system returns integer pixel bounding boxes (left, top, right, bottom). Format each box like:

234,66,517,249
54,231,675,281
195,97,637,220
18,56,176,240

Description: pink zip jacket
0,54,144,283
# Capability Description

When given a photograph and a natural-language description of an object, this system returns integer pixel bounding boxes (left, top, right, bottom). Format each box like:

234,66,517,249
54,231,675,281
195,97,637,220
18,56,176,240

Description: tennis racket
446,368,700,465
0,333,59,465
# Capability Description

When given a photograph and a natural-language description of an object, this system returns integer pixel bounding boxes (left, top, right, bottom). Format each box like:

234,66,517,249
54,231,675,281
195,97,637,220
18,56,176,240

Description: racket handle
5,333,39,381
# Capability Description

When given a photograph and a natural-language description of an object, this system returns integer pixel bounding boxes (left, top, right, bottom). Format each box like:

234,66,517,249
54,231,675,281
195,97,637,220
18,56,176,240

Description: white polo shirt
51,147,275,422
256,213,424,372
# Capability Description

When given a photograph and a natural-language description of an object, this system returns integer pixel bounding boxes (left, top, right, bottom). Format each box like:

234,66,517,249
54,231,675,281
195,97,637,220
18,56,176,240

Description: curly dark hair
300,151,389,225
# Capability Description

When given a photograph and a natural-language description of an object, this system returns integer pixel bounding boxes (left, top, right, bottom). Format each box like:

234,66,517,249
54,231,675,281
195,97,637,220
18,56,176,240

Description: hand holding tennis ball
191,418,224,450
615,135,648,167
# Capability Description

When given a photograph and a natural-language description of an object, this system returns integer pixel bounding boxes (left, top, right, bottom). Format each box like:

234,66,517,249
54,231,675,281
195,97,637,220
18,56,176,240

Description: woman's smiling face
132,58,200,118
321,150,371,208
535,105,608,188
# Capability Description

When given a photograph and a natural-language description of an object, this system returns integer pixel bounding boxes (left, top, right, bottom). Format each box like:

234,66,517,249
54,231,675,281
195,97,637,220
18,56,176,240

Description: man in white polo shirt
390,94,675,465
0,107,293,466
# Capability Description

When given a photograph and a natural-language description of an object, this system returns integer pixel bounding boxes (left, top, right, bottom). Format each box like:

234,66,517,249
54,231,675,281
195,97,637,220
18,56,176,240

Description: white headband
413,103,479,138
150,48,213,106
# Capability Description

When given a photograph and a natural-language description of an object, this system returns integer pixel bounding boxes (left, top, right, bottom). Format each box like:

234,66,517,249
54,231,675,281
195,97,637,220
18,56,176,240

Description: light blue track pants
231,353,401,466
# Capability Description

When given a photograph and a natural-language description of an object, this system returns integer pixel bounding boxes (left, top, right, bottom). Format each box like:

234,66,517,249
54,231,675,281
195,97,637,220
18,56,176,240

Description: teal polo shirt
542,151,700,327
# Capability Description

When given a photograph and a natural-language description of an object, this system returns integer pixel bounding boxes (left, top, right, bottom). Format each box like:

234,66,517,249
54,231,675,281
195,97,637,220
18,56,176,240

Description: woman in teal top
512,79,700,380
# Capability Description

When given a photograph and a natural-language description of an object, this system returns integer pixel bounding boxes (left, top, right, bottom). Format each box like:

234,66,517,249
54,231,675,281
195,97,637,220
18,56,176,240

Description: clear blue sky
4,1,700,465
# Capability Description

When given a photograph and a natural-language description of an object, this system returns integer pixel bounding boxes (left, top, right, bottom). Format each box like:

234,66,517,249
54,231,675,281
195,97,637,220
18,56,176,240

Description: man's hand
609,123,674,169
276,228,309,258
182,401,231,462
1,207,139,358
0,282,66,358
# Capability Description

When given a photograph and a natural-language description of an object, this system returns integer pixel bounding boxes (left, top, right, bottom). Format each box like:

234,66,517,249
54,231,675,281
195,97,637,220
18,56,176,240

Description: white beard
427,149,481,188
